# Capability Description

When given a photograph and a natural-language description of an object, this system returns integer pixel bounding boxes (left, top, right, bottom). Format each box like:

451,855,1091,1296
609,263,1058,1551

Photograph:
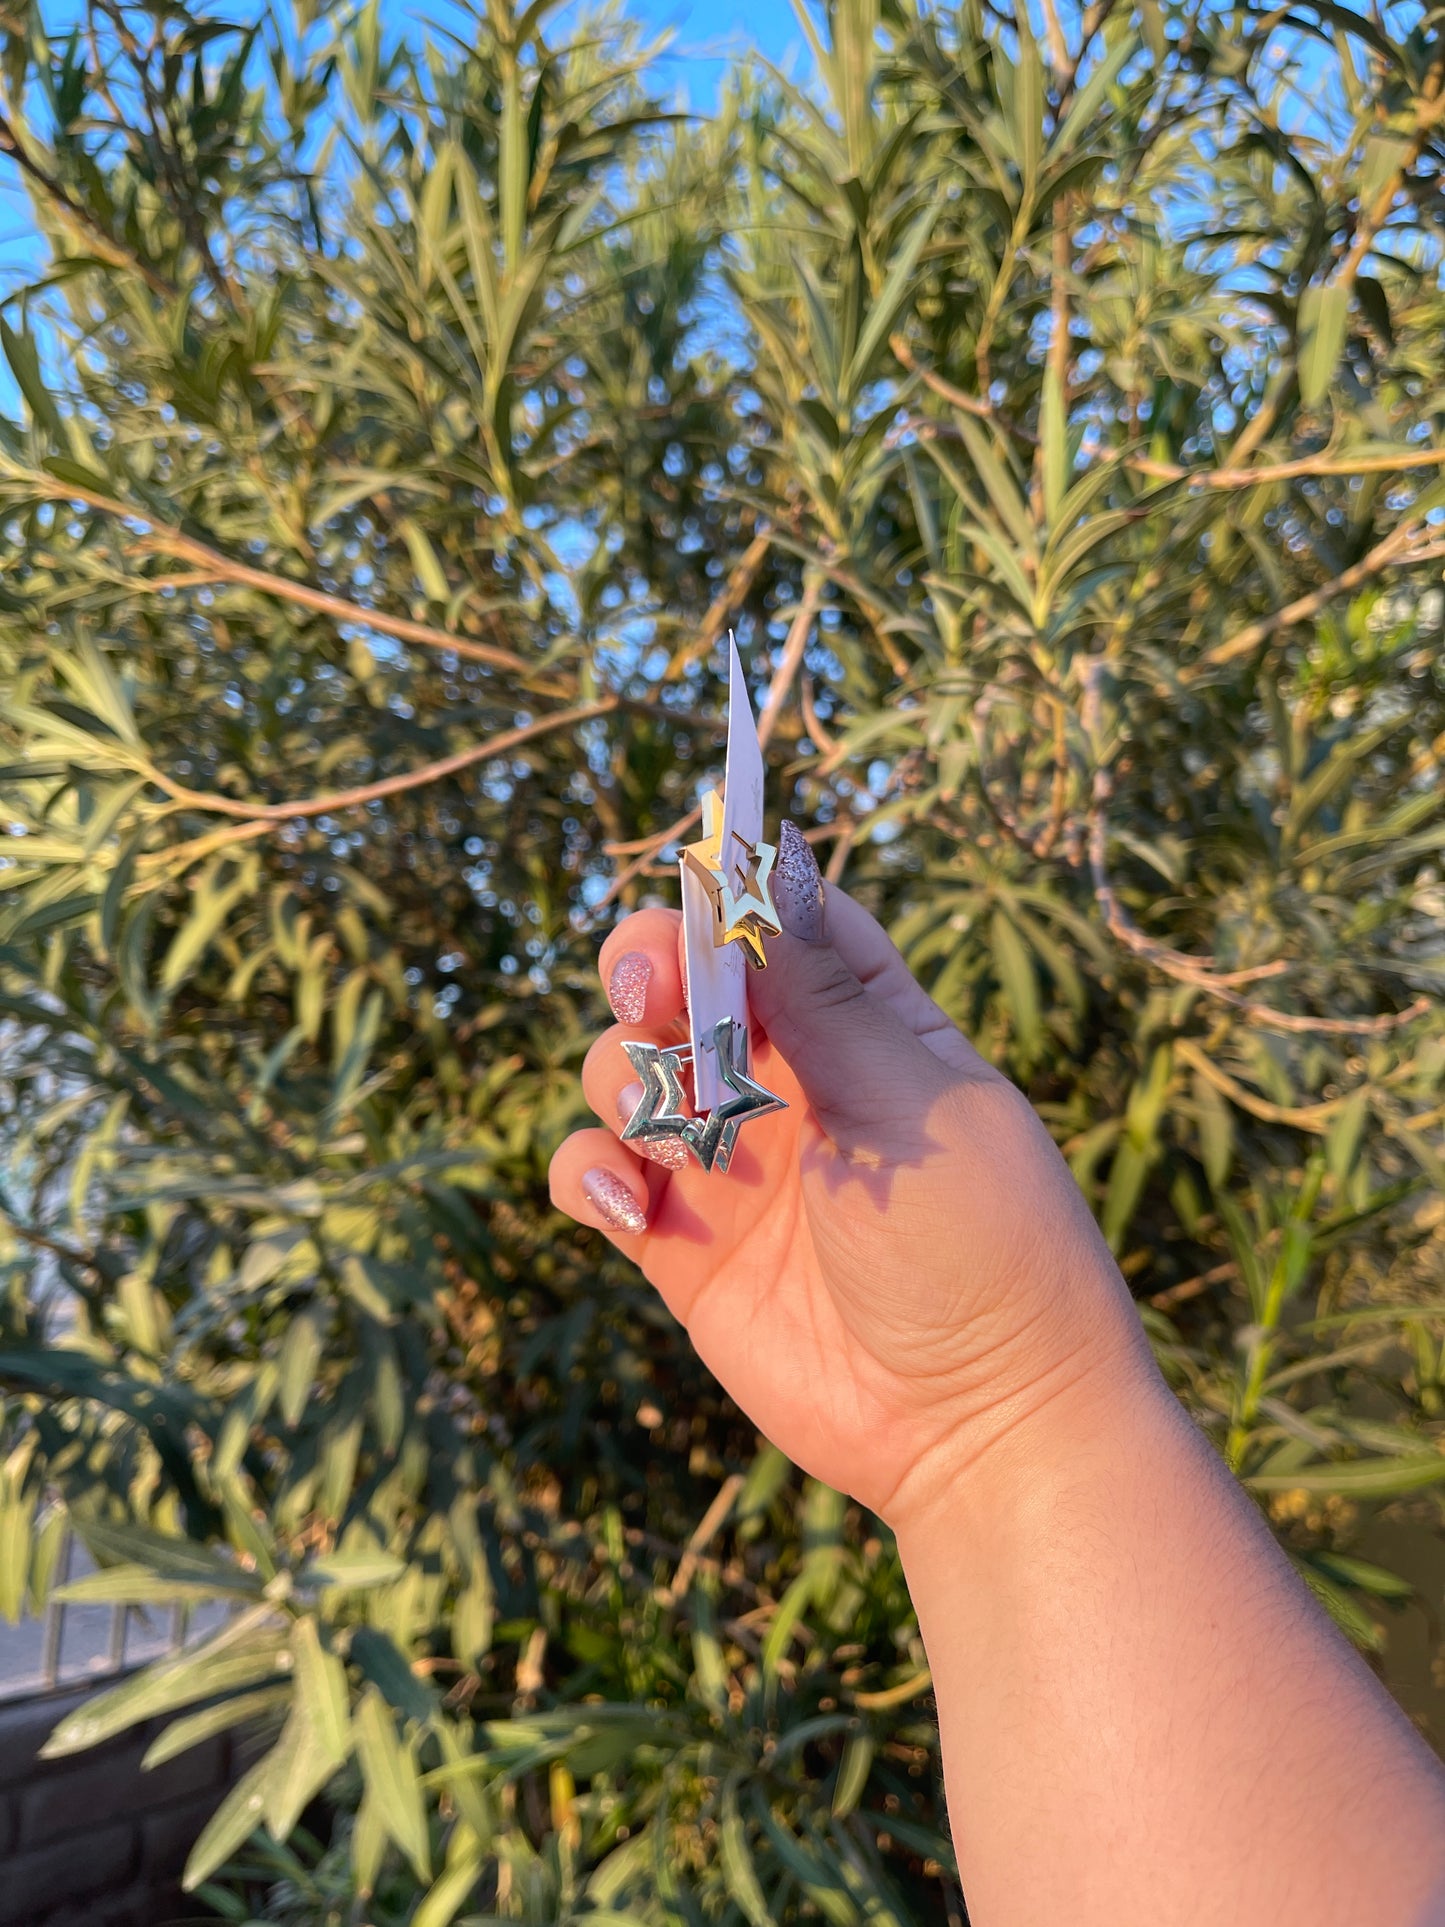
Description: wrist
882,1289,1169,1550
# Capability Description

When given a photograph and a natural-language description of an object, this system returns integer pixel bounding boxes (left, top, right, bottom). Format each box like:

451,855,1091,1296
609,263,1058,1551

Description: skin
549,880,1445,1926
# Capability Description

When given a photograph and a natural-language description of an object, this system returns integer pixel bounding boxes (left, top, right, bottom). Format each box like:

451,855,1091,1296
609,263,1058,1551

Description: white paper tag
680,634,764,1112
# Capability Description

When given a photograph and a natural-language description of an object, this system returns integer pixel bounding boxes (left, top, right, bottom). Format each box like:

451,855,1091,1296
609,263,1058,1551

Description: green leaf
1,318,63,438
74,1519,261,1592
1248,1455,1445,1497
158,860,258,996
277,1307,325,1430
292,1616,351,1762
719,1778,772,1927
182,1755,271,1890
989,908,1041,1056
451,1553,495,1672
42,1620,285,1756
143,1687,291,1770
1297,282,1350,409
0,1495,33,1622
413,1827,485,1927
831,1730,874,1817
690,1575,729,1717
355,1686,431,1881
398,518,452,604
262,1626,350,1844
305,1546,407,1590
1304,1549,1414,1600
54,1563,241,1605
848,200,939,389
761,1568,814,1681
1295,1562,1385,1651
1325,1088,1370,1187
1359,132,1410,210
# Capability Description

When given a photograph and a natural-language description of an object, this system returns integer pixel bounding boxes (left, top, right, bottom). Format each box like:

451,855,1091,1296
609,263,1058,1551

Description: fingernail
773,820,825,941
607,951,652,1023
617,1080,689,1169
582,1167,648,1235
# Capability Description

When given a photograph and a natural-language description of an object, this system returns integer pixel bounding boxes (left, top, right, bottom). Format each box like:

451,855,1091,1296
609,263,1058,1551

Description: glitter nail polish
617,1080,690,1169
773,820,825,941
607,950,652,1023
582,1166,647,1235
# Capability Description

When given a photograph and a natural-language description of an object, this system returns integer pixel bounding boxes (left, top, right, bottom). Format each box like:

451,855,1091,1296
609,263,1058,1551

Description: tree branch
668,530,773,681
1126,447,1445,490
756,575,823,748
149,699,616,823
16,473,542,678
1084,667,1430,1033
1193,523,1444,674
0,110,177,301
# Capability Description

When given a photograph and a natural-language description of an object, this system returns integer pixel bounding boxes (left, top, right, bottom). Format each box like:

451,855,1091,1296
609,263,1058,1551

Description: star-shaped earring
687,1018,787,1173
680,789,782,969
619,1037,694,1160
617,1019,785,1173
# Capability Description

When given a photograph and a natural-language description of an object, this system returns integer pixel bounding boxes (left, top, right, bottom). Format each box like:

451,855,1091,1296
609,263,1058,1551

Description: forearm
896,1351,1445,1927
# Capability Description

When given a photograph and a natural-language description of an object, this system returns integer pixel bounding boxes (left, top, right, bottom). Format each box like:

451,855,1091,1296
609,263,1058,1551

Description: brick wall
0,1686,230,1927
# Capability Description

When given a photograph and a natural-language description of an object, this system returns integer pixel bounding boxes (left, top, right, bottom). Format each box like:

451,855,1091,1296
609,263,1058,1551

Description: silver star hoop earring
620,1016,785,1174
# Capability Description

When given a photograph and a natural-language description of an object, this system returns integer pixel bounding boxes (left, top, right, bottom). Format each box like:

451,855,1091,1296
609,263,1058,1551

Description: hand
548,826,1152,1527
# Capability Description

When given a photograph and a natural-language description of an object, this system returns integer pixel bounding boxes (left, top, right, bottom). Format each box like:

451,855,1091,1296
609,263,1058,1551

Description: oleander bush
1,0,1444,1917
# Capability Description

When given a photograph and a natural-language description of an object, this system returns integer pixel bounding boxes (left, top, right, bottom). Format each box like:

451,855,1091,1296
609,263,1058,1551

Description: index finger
598,907,687,1027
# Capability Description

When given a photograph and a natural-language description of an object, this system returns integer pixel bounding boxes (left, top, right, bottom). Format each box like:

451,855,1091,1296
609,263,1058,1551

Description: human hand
548,826,1153,1527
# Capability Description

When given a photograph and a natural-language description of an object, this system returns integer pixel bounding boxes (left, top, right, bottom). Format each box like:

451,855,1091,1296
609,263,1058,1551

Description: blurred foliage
1,0,1445,1916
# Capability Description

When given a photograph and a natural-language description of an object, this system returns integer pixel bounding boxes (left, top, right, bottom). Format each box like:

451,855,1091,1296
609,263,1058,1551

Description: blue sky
0,0,807,285
626,0,806,101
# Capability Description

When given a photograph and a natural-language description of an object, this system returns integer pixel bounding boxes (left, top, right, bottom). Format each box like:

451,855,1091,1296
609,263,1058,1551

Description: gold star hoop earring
679,788,782,969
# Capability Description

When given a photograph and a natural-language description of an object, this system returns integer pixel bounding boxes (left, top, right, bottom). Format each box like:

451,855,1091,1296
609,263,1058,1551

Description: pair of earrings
619,788,786,1173
616,633,789,1175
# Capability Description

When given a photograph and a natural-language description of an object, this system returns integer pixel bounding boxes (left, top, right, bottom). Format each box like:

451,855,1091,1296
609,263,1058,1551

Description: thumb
747,825,950,1144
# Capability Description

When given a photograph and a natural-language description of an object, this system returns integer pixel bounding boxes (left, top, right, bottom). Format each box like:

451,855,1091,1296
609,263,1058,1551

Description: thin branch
668,529,773,681
1176,1040,1347,1133
0,1204,105,1278
1147,1260,1239,1311
1224,50,1444,473
1333,52,1445,297
1088,760,1428,1027
756,575,823,748
800,671,838,755
897,397,1445,492
970,687,1076,863
1127,447,1445,490
824,817,857,885
659,1473,744,1606
1242,997,1430,1038
15,474,541,678
1085,669,1431,1032
602,801,703,860
1039,0,1069,74
1193,523,1441,674
1056,0,1118,104
0,110,177,301
139,816,283,874
587,799,703,920
890,334,1030,433
150,699,616,823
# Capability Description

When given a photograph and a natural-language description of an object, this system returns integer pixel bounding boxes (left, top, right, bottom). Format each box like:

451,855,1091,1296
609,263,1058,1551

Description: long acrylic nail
773,820,825,941
617,1080,689,1169
607,950,652,1023
582,1166,647,1235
